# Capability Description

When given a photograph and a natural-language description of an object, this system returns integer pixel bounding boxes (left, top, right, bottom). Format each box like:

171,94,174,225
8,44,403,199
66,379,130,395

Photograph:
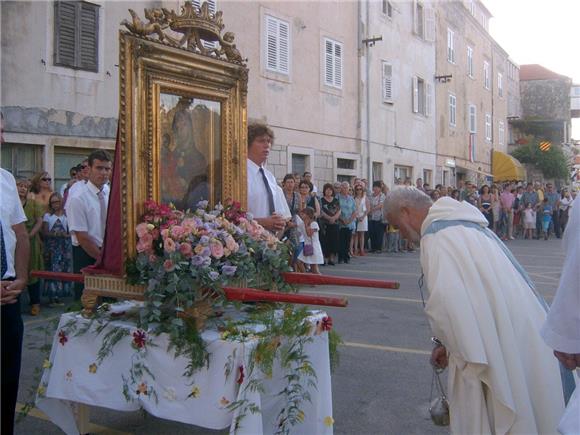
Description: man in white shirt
1,167,30,435
246,123,291,233
67,149,112,299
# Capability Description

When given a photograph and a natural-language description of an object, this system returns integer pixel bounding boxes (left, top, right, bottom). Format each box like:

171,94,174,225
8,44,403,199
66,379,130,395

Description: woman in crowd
281,174,304,272
298,180,320,218
353,184,369,256
368,181,385,253
513,185,525,238
558,189,573,233
29,171,54,211
451,189,460,201
491,185,502,234
42,192,72,306
337,182,356,264
16,177,44,316
319,183,340,266
478,185,493,228
430,189,441,201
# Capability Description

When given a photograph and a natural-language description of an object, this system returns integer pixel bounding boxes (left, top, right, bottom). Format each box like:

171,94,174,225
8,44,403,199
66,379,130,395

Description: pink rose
210,241,224,259
225,235,239,252
136,223,150,238
136,233,153,253
163,259,175,272
171,225,185,239
164,237,176,253
179,243,193,257
160,228,170,239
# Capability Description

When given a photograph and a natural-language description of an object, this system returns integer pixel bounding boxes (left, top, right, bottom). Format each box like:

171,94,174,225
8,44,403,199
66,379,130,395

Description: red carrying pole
31,271,84,283
30,271,349,307
281,272,400,289
223,287,348,307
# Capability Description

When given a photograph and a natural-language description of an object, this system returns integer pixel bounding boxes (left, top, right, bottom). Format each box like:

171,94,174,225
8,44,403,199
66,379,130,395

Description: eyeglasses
80,165,88,169
42,177,52,181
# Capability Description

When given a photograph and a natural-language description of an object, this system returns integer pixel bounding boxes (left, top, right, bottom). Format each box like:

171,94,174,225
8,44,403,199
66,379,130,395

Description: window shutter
382,62,393,102
425,82,432,116
266,16,278,71
79,2,99,72
324,39,333,85
54,1,77,67
334,42,342,88
425,7,435,42
193,0,217,50
278,20,289,74
412,76,419,113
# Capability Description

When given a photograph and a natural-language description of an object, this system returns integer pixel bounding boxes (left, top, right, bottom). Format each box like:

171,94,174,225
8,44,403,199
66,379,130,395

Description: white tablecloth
36,311,333,434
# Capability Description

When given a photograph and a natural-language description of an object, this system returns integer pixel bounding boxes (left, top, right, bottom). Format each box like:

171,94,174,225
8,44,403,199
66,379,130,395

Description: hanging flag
468,133,476,163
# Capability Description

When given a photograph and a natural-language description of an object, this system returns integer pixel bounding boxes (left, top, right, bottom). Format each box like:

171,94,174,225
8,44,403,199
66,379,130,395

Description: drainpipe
365,0,372,182
356,0,363,181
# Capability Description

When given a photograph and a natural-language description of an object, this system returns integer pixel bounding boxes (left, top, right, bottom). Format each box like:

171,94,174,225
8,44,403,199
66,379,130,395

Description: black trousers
368,220,385,252
72,246,96,300
338,227,352,263
1,296,23,435
551,210,561,238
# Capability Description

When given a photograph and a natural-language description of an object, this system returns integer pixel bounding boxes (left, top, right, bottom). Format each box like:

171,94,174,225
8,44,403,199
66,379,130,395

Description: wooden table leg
74,402,91,434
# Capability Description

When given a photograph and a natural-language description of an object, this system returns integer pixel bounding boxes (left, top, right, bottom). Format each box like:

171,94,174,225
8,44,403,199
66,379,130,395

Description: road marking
24,315,60,326
15,403,132,435
305,291,422,304
328,268,420,277
343,341,430,355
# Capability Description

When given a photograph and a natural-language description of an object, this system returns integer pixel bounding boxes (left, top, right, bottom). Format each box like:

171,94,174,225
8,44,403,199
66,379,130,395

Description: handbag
303,243,314,256
429,366,450,426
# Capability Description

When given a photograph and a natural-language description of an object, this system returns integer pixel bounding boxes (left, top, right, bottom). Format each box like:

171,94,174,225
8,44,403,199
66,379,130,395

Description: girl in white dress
297,207,324,274
353,185,369,256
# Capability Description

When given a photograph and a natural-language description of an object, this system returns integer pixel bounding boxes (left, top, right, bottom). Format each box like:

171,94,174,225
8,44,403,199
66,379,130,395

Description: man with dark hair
67,149,112,299
303,171,317,195
246,123,290,233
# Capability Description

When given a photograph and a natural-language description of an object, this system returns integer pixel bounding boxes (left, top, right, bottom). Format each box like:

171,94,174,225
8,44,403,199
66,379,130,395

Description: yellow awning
493,151,526,182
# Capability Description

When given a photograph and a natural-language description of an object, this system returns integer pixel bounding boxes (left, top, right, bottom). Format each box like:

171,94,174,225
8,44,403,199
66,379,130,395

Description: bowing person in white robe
541,200,579,435
384,187,564,435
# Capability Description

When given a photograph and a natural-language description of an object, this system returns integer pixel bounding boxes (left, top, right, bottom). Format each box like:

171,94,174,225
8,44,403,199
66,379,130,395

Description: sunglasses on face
42,177,52,181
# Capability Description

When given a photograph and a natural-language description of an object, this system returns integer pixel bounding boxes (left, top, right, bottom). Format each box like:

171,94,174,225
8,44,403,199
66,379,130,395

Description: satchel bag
303,243,314,256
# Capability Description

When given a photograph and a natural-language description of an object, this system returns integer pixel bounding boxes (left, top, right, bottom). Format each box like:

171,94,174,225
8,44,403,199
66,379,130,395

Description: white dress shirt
0,169,27,279
66,181,110,248
246,159,291,220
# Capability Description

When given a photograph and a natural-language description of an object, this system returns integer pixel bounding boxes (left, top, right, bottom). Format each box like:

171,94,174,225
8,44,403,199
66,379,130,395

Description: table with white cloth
36,310,333,435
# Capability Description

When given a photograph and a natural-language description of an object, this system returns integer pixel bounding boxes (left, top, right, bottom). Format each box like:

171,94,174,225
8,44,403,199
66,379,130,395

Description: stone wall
520,78,571,121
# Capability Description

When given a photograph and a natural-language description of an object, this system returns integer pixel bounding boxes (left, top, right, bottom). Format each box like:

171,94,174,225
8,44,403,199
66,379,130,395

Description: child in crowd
42,192,72,306
541,198,553,240
523,202,536,239
297,206,323,274
387,223,400,253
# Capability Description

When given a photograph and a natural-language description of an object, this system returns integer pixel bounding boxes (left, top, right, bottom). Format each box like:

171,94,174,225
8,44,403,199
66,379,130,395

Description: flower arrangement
127,199,294,372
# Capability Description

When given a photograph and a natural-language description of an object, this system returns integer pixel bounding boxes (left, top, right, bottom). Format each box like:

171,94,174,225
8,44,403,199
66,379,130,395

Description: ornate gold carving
120,1,246,65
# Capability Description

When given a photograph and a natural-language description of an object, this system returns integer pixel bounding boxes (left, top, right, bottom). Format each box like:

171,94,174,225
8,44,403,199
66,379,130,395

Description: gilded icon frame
118,31,248,262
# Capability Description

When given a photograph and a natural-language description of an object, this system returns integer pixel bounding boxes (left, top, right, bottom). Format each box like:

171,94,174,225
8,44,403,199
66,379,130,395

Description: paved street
15,238,566,435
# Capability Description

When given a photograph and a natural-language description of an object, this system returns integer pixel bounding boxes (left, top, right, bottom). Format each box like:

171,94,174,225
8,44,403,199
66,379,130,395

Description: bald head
384,187,433,242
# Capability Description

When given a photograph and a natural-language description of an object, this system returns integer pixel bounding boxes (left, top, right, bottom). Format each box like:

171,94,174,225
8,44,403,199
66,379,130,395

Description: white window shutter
325,39,333,86
425,8,435,42
412,76,419,113
334,42,342,88
192,0,217,49
382,62,393,102
278,20,289,74
266,16,278,71
426,82,432,116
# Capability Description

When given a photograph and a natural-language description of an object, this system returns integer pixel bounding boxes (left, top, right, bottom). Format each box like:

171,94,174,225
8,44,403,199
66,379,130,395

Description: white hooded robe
420,197,564,434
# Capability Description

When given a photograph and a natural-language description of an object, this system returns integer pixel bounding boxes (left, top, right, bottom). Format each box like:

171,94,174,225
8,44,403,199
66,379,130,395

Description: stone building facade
2,0,519,192
433,0,510,186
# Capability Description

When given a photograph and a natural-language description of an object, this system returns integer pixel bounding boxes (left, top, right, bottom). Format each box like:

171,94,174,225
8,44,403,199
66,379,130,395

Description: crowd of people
7,150,112,316
273,173,578,272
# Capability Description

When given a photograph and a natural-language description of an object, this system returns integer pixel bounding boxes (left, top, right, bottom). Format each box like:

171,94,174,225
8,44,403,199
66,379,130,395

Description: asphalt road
14,237,566,435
